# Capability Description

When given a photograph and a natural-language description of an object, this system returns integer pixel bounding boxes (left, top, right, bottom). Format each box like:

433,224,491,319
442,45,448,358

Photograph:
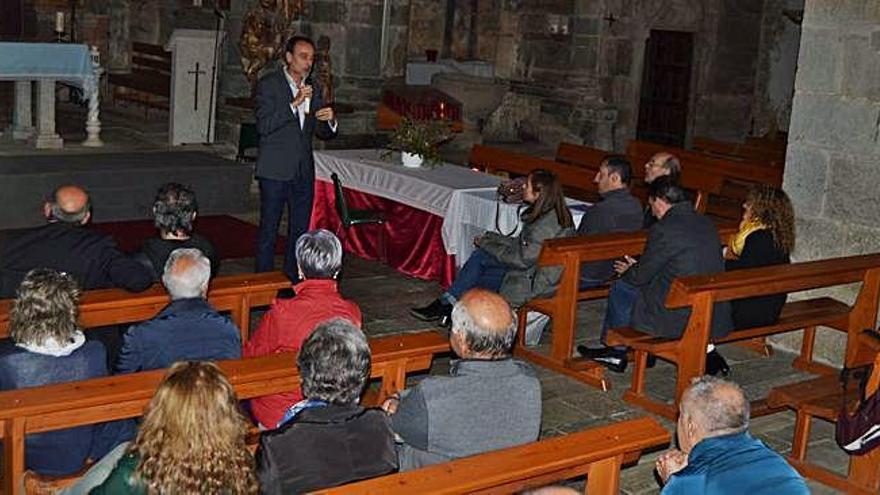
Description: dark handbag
496,177,526,204
836,330,880,455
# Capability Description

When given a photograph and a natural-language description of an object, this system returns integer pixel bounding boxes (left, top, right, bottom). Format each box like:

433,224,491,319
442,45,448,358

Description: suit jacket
0,222,153,298
623,203,733,339
254,68,337,181
576,188,644,281
115,297,241,373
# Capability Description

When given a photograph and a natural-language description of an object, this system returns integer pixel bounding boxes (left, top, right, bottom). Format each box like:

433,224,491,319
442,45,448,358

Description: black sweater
725,229,790,329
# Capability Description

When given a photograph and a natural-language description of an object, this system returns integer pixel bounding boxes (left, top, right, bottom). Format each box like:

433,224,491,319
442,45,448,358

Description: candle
55,12,64,33
438,101,446,119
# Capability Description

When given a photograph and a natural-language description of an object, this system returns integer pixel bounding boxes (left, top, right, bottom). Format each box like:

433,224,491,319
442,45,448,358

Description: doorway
636,30,694,147
0,0,23,40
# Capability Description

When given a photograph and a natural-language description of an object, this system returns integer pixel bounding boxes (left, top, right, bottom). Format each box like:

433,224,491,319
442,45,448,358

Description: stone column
11,81,34,140
32,80,63,149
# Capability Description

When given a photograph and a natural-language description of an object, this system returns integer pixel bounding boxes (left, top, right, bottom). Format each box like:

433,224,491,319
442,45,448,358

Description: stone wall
780,0,880,365
751,0,803,136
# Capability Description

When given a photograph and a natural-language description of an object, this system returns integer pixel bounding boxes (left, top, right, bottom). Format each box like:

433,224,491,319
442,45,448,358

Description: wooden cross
187,62,207,111
604,13,617,27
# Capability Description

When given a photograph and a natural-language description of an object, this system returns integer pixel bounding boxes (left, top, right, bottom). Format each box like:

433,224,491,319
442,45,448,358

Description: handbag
496,176,526,204
836,330,880,455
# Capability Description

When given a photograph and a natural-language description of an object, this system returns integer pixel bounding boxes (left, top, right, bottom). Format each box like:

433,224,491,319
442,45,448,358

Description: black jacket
577,188,644,282
254,68,336,181
0,222,153,297
624,203,733,339
256,404,397,494
725,229,790,329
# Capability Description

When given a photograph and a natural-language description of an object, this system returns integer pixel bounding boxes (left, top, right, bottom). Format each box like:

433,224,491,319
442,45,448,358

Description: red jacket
243,279,361,428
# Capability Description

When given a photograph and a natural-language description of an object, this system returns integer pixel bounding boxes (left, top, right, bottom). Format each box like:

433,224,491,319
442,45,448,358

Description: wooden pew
316,416,670,495
0,271,291,343
691,136,785,166
606,253,880,419
108,42,172,116
514,222,739,391
3,330,450,495
468,144,599,201
767,331,880,494
555,142,609,170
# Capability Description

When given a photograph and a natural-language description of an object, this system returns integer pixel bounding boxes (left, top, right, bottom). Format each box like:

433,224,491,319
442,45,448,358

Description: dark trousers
601,279,639,348
255,177,315,281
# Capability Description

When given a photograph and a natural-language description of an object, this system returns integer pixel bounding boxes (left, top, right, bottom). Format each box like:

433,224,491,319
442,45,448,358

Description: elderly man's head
644,152,681,184
297,319,370,405
44,185,91,225
162,248,211,300
677,376,750,454
449,289,517,359
296,229,343,280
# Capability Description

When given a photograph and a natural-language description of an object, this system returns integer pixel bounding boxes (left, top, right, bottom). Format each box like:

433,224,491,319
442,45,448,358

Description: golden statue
239,0,307,89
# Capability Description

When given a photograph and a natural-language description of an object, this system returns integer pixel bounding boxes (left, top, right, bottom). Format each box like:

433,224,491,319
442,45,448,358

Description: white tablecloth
313,149,589,267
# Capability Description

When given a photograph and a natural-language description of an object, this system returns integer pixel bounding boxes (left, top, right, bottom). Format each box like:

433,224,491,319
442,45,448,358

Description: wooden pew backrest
314,416,670,495
555,142,609,170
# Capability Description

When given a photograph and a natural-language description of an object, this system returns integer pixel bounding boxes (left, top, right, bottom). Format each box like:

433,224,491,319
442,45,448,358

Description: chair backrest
331,173,353,227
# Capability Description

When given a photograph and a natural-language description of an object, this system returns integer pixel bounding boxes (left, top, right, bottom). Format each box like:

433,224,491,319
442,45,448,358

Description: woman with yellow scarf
711,185,795,375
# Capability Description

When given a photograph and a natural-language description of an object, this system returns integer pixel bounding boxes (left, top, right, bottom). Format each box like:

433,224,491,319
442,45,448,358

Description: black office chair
236,123,259,162
331,173,386,262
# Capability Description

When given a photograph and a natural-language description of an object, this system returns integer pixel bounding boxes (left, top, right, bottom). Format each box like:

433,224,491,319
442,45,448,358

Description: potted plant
383,117,452,168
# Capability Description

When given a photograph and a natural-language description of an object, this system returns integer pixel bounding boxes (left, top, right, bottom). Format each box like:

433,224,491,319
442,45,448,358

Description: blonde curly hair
746,185,795,255
131,361,259,494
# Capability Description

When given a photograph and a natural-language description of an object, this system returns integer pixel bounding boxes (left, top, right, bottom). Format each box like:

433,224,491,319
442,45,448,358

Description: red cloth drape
310,180,456,287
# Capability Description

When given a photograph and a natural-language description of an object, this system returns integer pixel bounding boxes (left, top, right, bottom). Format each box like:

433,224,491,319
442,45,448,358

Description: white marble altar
166,29,225,146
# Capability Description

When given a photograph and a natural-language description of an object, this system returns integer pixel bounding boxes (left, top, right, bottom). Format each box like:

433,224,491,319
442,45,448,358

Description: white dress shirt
283,68,337,132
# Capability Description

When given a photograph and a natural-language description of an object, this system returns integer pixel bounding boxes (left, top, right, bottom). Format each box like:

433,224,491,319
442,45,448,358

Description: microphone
302,66,314,115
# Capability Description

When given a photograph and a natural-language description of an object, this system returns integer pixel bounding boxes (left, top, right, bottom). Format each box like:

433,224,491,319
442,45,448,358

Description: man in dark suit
583,177,733,372
254,35,337,281
0,185,153,298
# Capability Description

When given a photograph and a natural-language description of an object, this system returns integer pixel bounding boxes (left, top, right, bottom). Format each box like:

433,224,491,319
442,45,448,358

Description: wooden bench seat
514,222,738,391
3,330,450,495
315,416,670,495
606,253,880,420
108,42,171,116
0,271,291,342
691,136,785,166
766,331,880,494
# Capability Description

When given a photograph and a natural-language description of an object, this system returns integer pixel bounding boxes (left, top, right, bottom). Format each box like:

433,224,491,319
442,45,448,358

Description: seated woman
720,185,795,354
0,269,109,476
139,182,218,279
243,229,361,429
256,319,397,493
86,361,259,494
411,169,575,334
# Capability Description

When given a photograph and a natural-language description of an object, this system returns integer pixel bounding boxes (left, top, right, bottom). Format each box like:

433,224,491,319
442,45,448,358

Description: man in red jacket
243,229,361,429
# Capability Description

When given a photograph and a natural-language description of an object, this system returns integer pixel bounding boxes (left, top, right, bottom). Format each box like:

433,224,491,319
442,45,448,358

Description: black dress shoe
706,349,731,376
577,345,627,373
410,299,451,322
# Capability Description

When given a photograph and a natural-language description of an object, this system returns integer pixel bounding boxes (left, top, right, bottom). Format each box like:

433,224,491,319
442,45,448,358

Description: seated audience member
387,289,541,470
411,169,575,324
0,269,110,475
256,319,397,493
86,362,259,494
577,155,644,288
657,376,808,494
726,185,794,328
581,177,732,373
0,184,152,297
139,182,218,278
641,152,681,228
244,229,361,429
115,248,240,373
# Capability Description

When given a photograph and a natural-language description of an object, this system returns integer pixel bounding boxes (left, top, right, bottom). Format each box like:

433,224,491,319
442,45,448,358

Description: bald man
0,185,153,297
115,248,240,374
642,152,681,227
382,288,541,470
657,376,807,495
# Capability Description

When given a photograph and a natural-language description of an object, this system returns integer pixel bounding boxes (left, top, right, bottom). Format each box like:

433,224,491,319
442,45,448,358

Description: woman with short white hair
243,229,363,429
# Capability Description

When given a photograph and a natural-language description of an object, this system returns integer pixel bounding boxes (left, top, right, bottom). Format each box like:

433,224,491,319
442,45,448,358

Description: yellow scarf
730,218,766,257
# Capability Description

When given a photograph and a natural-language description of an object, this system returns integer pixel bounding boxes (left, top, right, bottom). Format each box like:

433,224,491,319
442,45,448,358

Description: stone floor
222,254,847,494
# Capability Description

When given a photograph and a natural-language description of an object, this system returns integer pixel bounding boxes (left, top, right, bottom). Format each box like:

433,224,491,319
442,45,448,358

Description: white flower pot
401,151,424,168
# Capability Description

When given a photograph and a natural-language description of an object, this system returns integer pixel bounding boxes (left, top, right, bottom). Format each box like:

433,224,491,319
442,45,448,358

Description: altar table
0,42,103,148
310,149,586,287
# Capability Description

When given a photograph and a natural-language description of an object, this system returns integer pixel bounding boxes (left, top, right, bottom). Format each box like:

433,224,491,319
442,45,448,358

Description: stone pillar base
32,134,64,149
11,126,34,141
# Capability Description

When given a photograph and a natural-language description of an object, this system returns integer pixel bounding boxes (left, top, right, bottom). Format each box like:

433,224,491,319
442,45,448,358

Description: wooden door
0,0,22,40
636,30,694,147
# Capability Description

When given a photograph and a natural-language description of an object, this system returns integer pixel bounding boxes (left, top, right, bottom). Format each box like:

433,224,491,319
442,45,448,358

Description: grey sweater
391,358,541,471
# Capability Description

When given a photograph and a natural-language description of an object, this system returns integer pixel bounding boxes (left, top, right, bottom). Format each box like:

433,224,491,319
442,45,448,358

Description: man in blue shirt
657,376,808,494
